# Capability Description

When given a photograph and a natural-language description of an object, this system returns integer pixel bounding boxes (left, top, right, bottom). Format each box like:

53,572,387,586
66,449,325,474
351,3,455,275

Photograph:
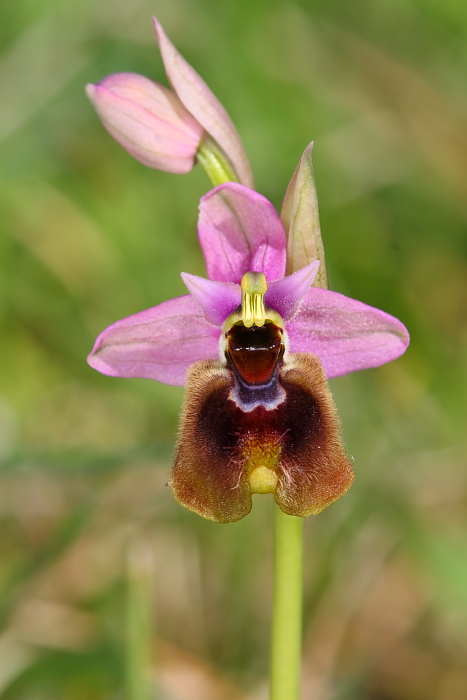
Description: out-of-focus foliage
1,0,467,698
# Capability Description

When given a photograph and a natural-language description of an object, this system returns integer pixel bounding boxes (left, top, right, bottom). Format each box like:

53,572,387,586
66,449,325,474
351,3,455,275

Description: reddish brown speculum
226,322,284,385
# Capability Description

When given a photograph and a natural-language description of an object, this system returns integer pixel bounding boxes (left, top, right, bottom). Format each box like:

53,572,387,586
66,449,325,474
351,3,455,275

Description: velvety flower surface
88,182,409,523
86,18,253,184
174,353,355,522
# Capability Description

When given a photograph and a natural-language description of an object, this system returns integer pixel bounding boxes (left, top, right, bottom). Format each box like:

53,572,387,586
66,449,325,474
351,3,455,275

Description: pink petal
86,73,204,173
286,288,410,378
153,18,254,187
87,295,220,386
198,183,287,283
265,261,320,321
181,273,240,325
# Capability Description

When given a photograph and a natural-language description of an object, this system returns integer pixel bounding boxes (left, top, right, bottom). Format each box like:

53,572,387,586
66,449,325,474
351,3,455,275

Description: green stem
270,505,304,700
196,136,238,186
126,544,154,700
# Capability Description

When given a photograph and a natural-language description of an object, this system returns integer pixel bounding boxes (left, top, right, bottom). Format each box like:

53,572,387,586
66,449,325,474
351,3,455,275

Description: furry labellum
171,287,354,523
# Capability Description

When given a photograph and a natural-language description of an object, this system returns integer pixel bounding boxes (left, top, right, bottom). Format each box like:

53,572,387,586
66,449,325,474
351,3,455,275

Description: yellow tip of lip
241,272,267,327
249,466,278,494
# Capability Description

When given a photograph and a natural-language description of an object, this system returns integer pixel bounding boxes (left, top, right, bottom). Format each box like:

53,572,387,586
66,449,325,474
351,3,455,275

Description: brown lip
170,354,354,523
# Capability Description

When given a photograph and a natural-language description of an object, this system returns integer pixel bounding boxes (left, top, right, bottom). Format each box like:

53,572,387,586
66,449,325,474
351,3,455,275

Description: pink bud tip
86,72,205,173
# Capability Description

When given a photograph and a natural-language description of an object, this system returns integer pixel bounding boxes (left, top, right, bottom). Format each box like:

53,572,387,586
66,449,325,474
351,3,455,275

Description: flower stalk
271,505,303,700
126,543,155,700
196,135,238,186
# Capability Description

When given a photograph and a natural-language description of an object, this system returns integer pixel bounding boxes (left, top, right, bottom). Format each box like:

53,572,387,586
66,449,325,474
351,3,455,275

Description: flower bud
86,72,205,173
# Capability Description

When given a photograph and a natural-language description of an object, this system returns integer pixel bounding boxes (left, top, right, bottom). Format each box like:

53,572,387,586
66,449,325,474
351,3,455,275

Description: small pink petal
265,261,320,321
198,182,287,283
87,295,220,386
181,273,240,326
86,73,203,173
286,288,410,377
153,17,253,187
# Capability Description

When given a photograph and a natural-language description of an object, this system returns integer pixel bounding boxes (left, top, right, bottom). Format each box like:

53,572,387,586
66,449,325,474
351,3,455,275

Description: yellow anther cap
241,272,267,328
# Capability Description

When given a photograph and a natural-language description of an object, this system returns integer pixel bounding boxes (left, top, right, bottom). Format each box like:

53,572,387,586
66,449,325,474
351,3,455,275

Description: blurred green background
1,0,467,698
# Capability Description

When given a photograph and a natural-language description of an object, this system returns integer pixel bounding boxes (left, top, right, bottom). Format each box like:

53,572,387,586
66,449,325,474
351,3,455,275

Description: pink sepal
87,295,220,386
287,288,410,378
153,18,253,187
198,183,287,283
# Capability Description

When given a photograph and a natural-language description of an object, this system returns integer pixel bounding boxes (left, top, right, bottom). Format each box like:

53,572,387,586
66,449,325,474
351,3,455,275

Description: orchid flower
88,180,409,523
86,18,253,186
